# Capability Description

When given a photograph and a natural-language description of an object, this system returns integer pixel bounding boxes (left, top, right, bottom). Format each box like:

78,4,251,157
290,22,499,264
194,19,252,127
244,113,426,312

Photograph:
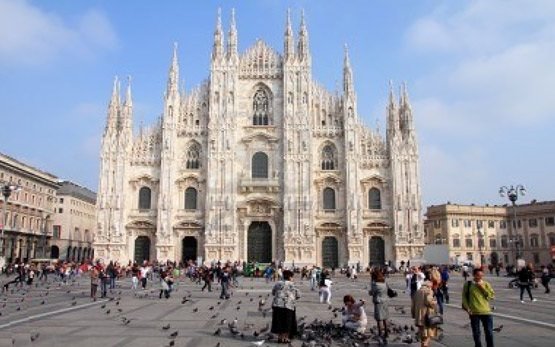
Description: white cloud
406,0,555,134
0,0,117,67
405,0,555,204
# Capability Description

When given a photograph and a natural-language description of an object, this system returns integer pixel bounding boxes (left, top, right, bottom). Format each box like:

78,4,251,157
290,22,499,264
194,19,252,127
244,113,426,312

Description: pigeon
101,304,106,309
193,308,198,313
117,308,123,313
493,325,503,333
123,319,131,325
214,328,222,336
210,314,218,319
30,332,40,342
106,309,111,314
162,324,171,330
71,301,77,306
208,306,214,310
220,319,227,325
40,300,45,305
169,331,178,339
168,341,175,347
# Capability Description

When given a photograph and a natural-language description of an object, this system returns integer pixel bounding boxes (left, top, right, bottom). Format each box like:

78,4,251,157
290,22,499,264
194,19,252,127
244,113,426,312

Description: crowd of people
1,258,552,347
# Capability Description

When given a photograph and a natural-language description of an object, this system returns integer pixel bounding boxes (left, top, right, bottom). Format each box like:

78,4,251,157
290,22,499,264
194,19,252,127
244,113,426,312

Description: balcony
128,209,157,219
239,178,280,193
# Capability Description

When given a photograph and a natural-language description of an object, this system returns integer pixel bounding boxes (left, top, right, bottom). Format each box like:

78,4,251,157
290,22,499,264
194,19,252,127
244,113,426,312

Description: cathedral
94,10,425,267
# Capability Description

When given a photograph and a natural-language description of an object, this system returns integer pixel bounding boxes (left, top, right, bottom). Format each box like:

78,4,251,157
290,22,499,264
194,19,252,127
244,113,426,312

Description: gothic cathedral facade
94,10,425,267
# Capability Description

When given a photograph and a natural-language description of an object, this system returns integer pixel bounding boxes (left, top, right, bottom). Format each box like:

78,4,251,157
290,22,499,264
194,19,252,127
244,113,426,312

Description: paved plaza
0,272,553,347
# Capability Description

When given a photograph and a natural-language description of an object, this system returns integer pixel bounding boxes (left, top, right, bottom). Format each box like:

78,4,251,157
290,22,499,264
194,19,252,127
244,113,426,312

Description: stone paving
0,272,553,347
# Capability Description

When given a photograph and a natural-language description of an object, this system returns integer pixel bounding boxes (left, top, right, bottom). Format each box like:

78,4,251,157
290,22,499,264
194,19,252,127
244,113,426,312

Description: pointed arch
185,140,202,169
321,142,338,170
252,83,273,125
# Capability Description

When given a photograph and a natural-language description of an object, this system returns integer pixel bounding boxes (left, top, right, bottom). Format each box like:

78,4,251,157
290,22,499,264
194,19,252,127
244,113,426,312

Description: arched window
252,88,270,125
252,152,268,178
321,145,336,170
368,188,382,210
184,187,198,210
323,187,336,210
186,142,201,169
138,187,151,210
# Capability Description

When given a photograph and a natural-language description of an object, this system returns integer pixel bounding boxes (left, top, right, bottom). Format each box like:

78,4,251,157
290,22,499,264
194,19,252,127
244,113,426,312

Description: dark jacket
518,268,534,285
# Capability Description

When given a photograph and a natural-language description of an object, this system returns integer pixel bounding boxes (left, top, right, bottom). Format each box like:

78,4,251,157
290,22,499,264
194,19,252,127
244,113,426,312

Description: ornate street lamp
499,184,526,264
477,226,484,267
1,182,22,257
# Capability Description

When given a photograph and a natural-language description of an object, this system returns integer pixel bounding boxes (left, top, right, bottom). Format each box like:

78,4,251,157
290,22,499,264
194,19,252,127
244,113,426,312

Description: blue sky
0,0,554,207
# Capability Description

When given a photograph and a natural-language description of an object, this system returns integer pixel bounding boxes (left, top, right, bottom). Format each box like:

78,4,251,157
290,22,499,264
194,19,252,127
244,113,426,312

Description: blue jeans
109,277,116,289
470,314,493,347
435,289,444,314
220,282,229,299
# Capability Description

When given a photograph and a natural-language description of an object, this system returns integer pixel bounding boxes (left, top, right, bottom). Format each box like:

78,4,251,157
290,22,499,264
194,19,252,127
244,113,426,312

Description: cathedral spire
124,75,132,108
106,75,121,133
227,8,238,61
400,82,414,132
166,42,179,98
343,44,354,96
388,80,396,108
284,8,295,61
121,75,133,134
212,8,224,61
297,9,310,62
387,81,400,136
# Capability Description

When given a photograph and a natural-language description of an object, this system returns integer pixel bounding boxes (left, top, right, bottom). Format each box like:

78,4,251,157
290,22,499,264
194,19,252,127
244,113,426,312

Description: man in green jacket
462,268,495,347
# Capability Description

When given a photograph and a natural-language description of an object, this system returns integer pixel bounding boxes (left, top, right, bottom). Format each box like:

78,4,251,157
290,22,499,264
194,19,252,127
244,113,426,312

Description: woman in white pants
319,271,332,304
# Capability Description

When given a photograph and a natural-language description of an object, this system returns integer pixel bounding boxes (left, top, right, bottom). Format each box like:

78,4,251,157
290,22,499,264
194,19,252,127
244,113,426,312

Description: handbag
387,286,398,298
425,312,444,326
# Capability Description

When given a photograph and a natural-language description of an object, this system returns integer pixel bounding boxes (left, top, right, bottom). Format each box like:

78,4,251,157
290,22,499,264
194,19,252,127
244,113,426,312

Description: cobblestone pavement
0,272,553,347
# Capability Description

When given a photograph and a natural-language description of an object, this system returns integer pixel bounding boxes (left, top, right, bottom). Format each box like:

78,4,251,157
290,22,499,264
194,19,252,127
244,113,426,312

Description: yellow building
0,152,58,265
425,202,555,267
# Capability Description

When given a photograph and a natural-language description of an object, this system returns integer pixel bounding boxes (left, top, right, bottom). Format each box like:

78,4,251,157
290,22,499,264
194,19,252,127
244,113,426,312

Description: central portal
247,221,272,263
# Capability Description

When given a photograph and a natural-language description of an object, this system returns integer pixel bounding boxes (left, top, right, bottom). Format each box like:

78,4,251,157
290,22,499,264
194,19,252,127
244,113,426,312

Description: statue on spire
227,8,238,61
284,8,294,61
212,8,224,60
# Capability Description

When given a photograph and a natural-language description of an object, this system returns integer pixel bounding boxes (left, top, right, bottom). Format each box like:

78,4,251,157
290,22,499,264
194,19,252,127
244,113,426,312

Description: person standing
271,270,300,344
201,266,213,292
540,265,551,294
342,295,367,333
159,270,170,299
517,264,537,303
440,266,450,304
319,270,332,304
369,271,390,339
107,261,117,290
140,263,149,290
219,266,231,299
131,263,139,290
99,267,108,298
411,273,438,347
462,268,495,347
90,267,99,301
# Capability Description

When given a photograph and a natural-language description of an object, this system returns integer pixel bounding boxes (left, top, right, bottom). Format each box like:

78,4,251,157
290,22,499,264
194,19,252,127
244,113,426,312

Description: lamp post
1,183,22,258
499,184,526,265
41,214,50,258
477,225,484,268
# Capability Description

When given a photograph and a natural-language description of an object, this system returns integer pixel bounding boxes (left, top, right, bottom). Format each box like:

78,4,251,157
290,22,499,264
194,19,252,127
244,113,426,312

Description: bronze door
182,236,197,262
369,236,385,265
322,236,339,268
247,222,272,263
134,236,151,263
